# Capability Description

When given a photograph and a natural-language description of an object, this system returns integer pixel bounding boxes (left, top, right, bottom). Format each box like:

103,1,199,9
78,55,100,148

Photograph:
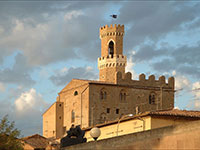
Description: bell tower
98,24,127,83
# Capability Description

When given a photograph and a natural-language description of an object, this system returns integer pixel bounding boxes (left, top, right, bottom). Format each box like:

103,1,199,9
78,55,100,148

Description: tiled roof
83,109,200,131
149,109,200,118
21,134,49,148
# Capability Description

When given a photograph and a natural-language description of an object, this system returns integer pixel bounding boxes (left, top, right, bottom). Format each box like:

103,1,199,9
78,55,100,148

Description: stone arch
108,41,114,58
120,89,127,102
74,91,78,96
100,88,107,100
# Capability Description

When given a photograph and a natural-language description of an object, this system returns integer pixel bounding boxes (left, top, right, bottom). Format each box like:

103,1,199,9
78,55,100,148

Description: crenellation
148,75,155,82
168,77,175,89
125,72,132,80
139,74,146,81
100,24,124,39
115,72,174,89
159,76,166,84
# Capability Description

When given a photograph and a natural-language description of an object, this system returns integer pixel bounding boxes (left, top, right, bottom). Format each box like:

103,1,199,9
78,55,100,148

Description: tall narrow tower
98,24,127,83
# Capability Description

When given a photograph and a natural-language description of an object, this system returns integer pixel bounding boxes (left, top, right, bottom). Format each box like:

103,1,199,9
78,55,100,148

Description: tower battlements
98,54,127,70
100,24,124,39
115,72,175,89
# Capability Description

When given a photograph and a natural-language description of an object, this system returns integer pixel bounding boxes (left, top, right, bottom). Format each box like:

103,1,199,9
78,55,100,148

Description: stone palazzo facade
43,24,175,139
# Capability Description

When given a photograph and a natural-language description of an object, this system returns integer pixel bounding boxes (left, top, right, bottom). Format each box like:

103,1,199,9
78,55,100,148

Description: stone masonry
43,24,175,139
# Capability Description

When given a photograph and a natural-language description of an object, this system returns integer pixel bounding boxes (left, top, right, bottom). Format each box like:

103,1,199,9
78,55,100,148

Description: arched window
74,91,78,96
120,89,127,102
108,41,114,58
104,91,107,99
71,110,75,123
100,88,107,100
100,91,104,99
149,92,156,104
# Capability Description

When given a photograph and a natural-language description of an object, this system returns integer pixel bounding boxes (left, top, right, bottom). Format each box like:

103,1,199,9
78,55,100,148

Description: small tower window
116,109,119,114
74,91,78,96
107,108,110,113
108,41,114,58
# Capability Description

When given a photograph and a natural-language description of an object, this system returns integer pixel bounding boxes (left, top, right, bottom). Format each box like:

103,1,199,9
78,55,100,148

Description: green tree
0,115,23,150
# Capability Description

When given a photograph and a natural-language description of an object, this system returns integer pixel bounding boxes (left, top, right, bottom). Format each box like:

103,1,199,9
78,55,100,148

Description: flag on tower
110,14,117,19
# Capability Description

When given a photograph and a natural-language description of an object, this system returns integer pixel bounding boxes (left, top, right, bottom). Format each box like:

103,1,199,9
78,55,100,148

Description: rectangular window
63,126,66,134
107,108,110,113
71,110,75,123
116,109,119,114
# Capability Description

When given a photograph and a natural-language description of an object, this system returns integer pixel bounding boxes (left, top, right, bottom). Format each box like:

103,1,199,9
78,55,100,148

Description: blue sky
0,1,200,137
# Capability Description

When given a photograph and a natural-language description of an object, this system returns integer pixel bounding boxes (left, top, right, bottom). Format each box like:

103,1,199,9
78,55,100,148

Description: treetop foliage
0,115,23,150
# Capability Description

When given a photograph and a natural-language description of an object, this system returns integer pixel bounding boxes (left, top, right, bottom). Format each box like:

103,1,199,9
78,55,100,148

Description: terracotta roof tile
21,134,49,148
150,109,200,118
83,109,200,131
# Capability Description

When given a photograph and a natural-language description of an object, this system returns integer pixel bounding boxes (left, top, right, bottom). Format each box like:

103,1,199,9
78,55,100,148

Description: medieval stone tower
98,24,127,83
43,24,175,139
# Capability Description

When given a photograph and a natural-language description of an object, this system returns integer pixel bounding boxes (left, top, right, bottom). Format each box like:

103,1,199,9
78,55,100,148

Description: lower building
62,110,200,150
83,109,200,142
21,134,59,150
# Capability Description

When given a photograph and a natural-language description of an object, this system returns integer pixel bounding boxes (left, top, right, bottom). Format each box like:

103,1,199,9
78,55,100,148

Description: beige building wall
58,79,90,134
84,116,200,142
43,103,56,138
55,101,64,138
43,102,64,139
63,120,200,150
85,116,151,142
151,117,196,129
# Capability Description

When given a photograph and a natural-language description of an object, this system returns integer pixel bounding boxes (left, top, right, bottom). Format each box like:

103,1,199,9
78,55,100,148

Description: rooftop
83,109,200,131
21,134,49,148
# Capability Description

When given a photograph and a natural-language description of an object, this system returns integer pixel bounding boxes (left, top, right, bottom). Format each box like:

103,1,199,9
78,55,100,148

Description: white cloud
194,101,200,109
126,55,138,79
0,82,5,92
174,106,179,109
50,66,98,86
192,81,200,98
64,10,84,21
15,88,48,112
60,67,68,74
86,66,93,71
173,71,191,90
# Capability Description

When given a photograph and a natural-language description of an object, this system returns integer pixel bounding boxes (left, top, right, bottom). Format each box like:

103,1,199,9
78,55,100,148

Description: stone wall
89,81,174,126
62,120,200,150
58,79,90,132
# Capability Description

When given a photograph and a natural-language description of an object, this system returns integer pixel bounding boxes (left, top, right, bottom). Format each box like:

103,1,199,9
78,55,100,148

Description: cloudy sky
0,1,200,137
